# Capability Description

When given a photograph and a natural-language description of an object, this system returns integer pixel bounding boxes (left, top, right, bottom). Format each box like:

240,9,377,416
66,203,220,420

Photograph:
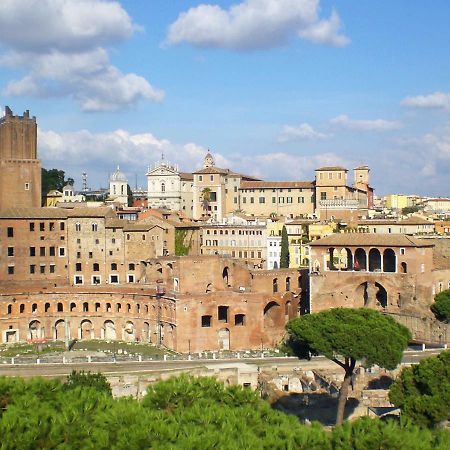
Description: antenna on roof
82,172,88,192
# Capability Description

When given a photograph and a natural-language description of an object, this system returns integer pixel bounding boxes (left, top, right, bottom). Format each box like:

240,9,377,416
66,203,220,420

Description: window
210,175,214,181
272,197,276,203
74,276,83,285
40,247,45,257
29,247,35,257
95,239,99,245
49,222,55,231
39,222,45,232
49,264,55,274
298,197,304,203
286,197,293,203
77,251,81,258
29,265,35,274
400,248,405,255
40,265,45,274
218,305,229,323
127,274,135,283
198,175,203,181
19,304,25,313
111,263,117,271
59,247,65,257
75,223,81,232
320,192,327,200
259,197,265,203
93,263,99,272
29,222,35,231
109,274,119,284
49,246,55,256
129,263,135,270
25,182,30,190
75,263,82,272
201,315,212,327
89,252,93,259
92,223,98,232
92,275,101,285
60,222,65,231
111,238,115,244
242,197,246,204
7,247,14,257
250,197,254,203
7,227,13,237
235,314,245,326
7,266,14,275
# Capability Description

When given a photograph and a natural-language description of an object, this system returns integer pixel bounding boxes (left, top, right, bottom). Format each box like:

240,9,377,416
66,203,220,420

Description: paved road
0,349,444,378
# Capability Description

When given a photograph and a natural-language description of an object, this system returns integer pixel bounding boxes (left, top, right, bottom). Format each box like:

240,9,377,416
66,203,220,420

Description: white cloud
166,0,349,50
0,0,162,111
38,127,347,188
330,114,402,131
401,92,450,109
278,123,329,142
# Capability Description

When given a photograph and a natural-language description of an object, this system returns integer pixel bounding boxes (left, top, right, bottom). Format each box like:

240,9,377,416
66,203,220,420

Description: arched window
70,302,76,312
161,183,165,193
20,304,25,314
121,185,124,195
111,263,117,271
401,262,408,274
383,249,396,273
83,302,89,312
32,303,38,313
57,302,63,312
285,277,291,291
7,304,12,314
113,185,116,195
45,303,51,313
273,278,278,293
93,263,99,272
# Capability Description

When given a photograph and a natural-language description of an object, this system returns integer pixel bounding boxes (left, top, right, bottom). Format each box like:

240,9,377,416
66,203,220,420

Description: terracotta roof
0,207,68,219
123,223,162,232
286,219,318,225
67,207,116,218
358,216,433,226
309,233,434,248
105,218,127,228
193,167,230,175
180,172,194,180
240,181,314,189
315,166,348,172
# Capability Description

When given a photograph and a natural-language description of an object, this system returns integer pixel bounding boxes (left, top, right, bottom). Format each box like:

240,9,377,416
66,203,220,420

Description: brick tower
0,106,41,209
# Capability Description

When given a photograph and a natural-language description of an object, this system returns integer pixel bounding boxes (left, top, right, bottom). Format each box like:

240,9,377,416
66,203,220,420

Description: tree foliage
430,289,450,322
280,225,289,268
401,206,420,215
63,370,112,396
41,168,74,196
175,229,191,256
0,374,448,449
389,350,450,428
286,308,411,425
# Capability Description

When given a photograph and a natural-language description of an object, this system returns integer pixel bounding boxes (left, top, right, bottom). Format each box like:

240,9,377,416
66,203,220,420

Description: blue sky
1,0,450,196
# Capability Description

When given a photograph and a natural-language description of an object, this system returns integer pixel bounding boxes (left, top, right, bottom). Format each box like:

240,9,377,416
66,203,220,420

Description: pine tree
280,225,289,268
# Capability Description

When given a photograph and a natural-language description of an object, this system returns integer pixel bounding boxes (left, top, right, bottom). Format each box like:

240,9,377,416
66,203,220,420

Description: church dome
110,166,127,182
203,151,215,169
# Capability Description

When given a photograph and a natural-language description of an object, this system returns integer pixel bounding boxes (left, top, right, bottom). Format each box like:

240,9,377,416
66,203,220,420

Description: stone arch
369,248,382,272
142,322,151,342
354,248,367,271
7,304,12,314
31,303,38,313
165,324,175,348
222,266,231,287
218,328,230,351
124,321,135,342
57,302,63,312
344,248,353,270
383,249,396,273
70,302,76,312
82,302,89,312
375,282,388,309
45,302,51,313
80,319,94,339
29,320,43,340
264,301,281,328
116,303,121,313
400,262,408,274
106,302,112,312
356,282,369,307
55,319,66,340
104,320,116,340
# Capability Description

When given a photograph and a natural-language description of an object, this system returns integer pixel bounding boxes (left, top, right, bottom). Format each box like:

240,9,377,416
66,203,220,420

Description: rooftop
240,180,314,189
309,233,434,248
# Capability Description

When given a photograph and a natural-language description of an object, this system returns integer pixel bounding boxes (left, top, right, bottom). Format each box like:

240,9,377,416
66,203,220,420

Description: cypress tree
280,225,289,268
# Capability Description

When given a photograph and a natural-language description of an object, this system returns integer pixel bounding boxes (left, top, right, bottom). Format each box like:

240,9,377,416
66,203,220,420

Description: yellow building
308,221,337,241
384,194,408,210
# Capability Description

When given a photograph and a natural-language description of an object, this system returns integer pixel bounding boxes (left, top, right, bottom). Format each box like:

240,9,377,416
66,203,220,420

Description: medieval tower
0,106,41,209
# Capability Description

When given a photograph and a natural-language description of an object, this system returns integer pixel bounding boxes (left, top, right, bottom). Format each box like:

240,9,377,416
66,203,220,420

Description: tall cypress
280,225,289,268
